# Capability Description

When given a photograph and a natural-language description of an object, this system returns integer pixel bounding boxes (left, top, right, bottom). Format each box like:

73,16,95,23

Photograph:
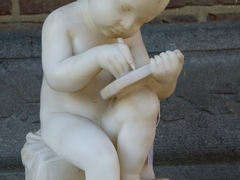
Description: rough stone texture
0,23,43,31
140,21,240,166
19,0,75,15
207,13,240,21
0,0,11,15
154,164,240,180
0,26,43,172
154,50,240,165
218,0,240,5
150,15,198,24
141,21,240,52
143,21,240,177
0,171,25,180
167,0,240,8
0,21,240,179
0,59,42,171
0,30,41,59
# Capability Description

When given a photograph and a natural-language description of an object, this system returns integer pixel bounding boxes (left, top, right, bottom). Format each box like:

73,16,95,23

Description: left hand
150,49,184,84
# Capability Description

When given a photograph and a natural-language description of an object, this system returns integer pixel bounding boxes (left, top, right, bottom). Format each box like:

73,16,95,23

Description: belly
40,70,114,123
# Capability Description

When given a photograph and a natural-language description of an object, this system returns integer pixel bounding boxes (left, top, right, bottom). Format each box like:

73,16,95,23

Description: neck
82,0,102,37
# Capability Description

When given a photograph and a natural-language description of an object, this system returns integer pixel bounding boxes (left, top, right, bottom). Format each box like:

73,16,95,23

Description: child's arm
41,13,134,92
41,14,101,92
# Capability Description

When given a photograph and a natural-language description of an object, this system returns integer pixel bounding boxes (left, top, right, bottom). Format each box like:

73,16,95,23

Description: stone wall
1,20,240,180
1,0,240,180
1,0,240,23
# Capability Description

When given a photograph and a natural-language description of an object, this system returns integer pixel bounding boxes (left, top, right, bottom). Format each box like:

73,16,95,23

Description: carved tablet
100,63,152,99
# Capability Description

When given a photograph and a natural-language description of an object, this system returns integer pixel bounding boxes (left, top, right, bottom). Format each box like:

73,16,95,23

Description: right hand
96,42,134,78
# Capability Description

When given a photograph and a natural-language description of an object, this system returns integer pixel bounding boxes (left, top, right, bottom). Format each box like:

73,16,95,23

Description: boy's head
88,0,169,38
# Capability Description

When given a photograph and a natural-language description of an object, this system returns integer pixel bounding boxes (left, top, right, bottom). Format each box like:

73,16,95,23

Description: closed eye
121,5,131,12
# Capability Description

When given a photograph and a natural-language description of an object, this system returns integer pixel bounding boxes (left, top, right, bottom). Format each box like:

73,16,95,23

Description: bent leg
101,86,159,180
41,113,120,180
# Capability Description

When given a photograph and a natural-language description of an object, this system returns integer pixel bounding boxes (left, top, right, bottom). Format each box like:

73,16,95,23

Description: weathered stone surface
207,13,240,22
141,21,240,52
218,0,240,5
0,30,41,59
0,171,24,180
0,23,43,31
0,21,240,179
0,0,11,15
154,50,240,165
167,0,188,8
167,0,240,8
150,15,198,24
19,0,75,14
0,59,41,171
1,21,239,60
154,163,240,180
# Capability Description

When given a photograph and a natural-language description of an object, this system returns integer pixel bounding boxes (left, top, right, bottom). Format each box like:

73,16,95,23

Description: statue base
21,131,169,180
21,131,85,180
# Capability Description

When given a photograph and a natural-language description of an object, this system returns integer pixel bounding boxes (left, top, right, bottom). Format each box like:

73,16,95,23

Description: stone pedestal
21,130,164,180
21,131,85,180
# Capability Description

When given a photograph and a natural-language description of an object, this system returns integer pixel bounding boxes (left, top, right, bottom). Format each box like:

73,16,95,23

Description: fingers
97,41,133,77
164,50,184,68
107,41,131,78
109,56,129,78
106,62,119,78
159,51,173,70
150,57,163,76
150,49,184,83
152,51,174,72
117,39,134,68
173,49,184,63
151,55,165,73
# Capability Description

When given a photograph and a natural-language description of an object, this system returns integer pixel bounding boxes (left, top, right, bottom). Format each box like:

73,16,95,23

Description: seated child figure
40,0,184,179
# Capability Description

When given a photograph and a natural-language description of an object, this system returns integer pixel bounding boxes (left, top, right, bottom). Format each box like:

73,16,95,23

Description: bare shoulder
43,1,80,34
41,8,71,52
43,8,69,33
41,3,79,66
41,2,81,50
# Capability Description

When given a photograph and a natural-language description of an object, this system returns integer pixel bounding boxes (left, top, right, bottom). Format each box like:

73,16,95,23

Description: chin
107,32,137,39
120,33,135,39
102,29,137,39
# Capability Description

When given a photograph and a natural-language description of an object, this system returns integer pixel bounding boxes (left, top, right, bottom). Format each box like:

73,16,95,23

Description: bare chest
70,28,116,55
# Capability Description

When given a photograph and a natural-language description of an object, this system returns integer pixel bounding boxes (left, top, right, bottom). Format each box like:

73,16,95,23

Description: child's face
88,0,169,38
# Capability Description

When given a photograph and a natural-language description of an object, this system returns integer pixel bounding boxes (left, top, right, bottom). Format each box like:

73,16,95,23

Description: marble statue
21,0,184,180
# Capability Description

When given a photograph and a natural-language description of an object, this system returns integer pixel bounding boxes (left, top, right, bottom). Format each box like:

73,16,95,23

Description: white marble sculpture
21,0,184,179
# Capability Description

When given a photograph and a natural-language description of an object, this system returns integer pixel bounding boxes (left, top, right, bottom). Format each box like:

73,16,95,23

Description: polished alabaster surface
21,0,184,179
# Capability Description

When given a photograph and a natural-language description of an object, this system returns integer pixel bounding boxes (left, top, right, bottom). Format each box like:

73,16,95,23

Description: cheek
89,4,114,26
98,13,120,27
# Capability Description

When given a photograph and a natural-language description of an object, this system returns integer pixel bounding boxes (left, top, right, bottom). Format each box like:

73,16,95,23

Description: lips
112,29,123,35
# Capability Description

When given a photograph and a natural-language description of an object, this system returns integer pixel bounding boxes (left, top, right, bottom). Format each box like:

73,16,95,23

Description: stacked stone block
0,0,240,23
1,20,240,179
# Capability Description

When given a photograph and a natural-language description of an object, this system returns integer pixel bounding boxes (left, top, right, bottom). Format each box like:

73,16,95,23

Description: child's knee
118,86,159,121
